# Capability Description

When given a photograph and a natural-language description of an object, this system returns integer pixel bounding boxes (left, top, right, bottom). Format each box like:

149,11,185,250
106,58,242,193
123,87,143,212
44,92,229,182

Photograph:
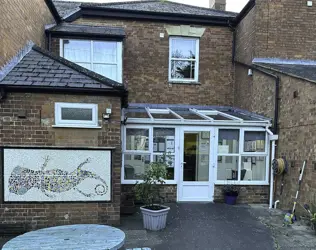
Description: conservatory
121,104,274,202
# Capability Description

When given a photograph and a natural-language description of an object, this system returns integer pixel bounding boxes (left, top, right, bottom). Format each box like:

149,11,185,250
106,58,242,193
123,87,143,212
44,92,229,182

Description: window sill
215,181,269,186
52,125,102,129
168,81,201,85
122,180,177,185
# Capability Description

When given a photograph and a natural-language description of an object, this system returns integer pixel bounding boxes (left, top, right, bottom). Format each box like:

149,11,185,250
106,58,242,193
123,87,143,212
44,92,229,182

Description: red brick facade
0,92,122,228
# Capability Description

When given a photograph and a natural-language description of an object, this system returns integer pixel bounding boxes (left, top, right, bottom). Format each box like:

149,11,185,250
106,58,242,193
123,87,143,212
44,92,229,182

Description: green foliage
311,213,316,223
134,154,169,208
222,184,240,196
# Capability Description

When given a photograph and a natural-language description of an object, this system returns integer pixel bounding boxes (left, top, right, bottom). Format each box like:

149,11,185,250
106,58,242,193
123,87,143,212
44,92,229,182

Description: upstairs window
169,37,199,83
61,39,122,83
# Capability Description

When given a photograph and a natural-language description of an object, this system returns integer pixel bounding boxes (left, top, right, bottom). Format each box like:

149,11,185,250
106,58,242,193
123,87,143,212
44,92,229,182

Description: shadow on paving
119,203,274,250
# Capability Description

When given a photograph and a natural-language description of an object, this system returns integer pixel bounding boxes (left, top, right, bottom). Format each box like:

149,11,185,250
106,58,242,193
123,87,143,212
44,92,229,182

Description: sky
66,0,249,12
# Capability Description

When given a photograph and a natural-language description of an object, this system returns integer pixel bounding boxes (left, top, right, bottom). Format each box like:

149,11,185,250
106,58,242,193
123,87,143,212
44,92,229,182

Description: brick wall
0,92,122,229
214,185,269,204
122,184,268,206
235,6,256,65
235,1,316,61
121,184,177,204
274,75,316,210
235,68,316,209
255,0,316,59
51,18,234,106
0,0,55,68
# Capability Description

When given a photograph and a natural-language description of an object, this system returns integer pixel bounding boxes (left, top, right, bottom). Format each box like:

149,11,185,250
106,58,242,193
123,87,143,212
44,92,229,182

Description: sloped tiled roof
253,58,316,84
52,0,82,19
0,45,125,93
53,0,237,19
47,23,126,38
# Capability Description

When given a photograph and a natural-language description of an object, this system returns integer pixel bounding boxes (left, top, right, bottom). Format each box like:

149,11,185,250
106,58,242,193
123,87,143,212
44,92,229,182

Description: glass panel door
183,131,210,182
178,127,214,202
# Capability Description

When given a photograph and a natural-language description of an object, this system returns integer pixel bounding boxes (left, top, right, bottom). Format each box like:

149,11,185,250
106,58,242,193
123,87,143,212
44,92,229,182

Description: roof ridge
31,45,125,91
164,1,237,15
0,41,34,82
81,0,158,7
56,22,124,29
80,0,237,15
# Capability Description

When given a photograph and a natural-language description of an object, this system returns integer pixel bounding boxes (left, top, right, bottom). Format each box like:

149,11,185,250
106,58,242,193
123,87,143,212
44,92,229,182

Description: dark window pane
217,156,239,180
241,156,266,181
61,108,93,121
153,155,175,180
153,128,175,153
126,129,149,151
218,129,239,154
171,60,195,80
171,108,201,120
124,154,150,180
244,131,266,152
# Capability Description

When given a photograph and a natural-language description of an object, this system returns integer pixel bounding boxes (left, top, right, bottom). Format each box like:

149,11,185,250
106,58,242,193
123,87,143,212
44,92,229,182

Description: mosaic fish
8,157,108,198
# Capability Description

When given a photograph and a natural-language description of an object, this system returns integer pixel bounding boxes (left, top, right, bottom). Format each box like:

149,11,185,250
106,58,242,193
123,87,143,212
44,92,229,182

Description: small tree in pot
134,155,170,231
222,184,240,205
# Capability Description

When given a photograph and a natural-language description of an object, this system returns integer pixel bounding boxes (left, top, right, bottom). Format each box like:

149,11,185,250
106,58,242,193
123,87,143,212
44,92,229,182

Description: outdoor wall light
103,108,112,119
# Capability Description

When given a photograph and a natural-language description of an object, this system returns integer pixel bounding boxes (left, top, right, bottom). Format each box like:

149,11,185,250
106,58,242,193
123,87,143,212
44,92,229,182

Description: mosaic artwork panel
3,148,111,202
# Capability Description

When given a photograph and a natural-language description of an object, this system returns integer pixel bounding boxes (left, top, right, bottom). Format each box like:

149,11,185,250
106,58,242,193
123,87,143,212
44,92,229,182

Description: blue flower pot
225,195,238,205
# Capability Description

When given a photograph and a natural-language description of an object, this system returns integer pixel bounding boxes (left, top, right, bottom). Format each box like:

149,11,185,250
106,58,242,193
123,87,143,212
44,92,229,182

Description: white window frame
215,127,269,185
60,39,123,83
169,37,200,83
122,125,178,184
54,102,99,128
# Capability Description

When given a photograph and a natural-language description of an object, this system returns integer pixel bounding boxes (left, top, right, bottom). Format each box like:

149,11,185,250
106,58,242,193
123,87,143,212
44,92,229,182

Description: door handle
182,162,187,164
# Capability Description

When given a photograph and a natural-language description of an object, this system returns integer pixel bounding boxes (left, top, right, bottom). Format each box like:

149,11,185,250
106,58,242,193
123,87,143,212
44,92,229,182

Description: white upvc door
177,127,215,202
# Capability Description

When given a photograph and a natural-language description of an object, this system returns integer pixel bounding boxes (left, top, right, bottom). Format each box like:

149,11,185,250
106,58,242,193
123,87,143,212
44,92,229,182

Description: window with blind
60,39,122,83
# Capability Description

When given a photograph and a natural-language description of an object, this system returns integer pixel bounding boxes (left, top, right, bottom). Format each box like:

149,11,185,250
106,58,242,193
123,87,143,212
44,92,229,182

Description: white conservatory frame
121,106,273,186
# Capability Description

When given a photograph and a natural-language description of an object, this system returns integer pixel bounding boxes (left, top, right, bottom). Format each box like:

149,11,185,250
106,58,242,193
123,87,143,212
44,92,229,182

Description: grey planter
140,205,170,231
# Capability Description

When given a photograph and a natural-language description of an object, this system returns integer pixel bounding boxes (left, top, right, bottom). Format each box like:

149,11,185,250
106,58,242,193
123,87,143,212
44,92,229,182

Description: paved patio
2,203,315,249
119,203,275,250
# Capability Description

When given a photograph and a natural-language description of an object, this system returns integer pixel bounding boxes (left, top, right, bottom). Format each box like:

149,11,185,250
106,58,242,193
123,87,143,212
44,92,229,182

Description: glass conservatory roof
123,104,271,126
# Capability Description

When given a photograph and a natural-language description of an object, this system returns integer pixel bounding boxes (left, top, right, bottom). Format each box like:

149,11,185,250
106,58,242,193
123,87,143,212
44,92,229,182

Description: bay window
60,39,122,83
216,129,268,184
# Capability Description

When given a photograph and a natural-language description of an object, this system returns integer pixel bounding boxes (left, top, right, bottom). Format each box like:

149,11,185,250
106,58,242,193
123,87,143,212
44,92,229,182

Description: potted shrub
134,156,170,231
311,213,316,234
222,184,240,205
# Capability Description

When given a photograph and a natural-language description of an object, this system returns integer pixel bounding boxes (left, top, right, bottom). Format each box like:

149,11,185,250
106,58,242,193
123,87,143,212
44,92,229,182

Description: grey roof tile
44,78,60,82
254,62,316,84
15,81,33,85
22,73,39,77
48,23,126,38
1,80,15,85
52,0,82,18
52,0,237,19
0,45,126,93
54,74,71,78
68,83,84,87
